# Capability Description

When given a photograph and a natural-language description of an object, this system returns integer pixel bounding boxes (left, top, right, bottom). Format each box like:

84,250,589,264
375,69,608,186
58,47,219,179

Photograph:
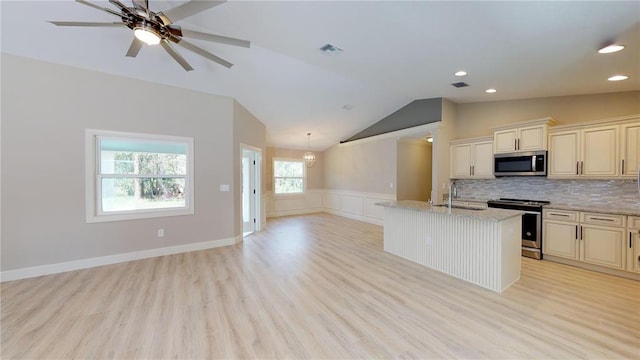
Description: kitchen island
376,200,522,293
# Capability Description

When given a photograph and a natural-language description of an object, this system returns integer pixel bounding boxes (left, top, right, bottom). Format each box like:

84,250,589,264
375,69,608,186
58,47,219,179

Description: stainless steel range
487,198,550,259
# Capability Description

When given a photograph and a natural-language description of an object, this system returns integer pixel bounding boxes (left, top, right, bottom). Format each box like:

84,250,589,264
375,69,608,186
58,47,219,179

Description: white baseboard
323,208,384,226
267,208,323,218
1,235,242,283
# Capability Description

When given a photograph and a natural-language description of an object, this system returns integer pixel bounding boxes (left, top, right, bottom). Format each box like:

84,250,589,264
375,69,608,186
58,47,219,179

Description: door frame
240,144,262,234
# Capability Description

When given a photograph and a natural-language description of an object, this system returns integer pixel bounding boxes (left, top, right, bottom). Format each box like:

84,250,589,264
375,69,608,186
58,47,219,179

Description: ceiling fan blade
159,1,225,24
160,40,194,71
181,29,250,48
175,38,233,68
49,21,125,27
76,0,122,17
125,38,144,57
108,0,134,16
132,0,149,11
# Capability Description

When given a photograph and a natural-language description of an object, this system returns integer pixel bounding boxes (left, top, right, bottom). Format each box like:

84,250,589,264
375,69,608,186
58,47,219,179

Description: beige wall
233,100,266,235
323,137,396,194
453,91,640,140
396,140,432,201
1,54,265,271
265,147,323,191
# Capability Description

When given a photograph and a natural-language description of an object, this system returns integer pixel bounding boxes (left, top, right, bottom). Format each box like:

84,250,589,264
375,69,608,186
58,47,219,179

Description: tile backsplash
456,177,640,209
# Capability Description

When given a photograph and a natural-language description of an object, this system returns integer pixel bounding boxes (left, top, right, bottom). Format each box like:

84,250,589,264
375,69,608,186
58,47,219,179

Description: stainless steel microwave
494,150,547,176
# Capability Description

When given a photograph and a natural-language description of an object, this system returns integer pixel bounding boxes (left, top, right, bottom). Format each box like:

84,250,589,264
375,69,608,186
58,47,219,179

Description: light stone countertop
375,200,523,222
544,204,640,217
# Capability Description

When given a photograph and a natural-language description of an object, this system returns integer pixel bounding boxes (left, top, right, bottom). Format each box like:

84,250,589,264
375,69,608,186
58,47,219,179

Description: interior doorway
242,145,262,236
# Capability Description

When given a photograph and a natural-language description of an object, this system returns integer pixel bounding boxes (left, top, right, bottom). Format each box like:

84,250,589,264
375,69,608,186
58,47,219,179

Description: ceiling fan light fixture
134,27,161,45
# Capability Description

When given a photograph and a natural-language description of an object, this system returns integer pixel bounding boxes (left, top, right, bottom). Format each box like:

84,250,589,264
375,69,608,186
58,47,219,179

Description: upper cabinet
548,115,639,179
621,122,640,177
450,137,494,179
493,118,556,154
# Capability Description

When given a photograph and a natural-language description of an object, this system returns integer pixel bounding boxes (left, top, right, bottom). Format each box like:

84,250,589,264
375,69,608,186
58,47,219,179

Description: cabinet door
518,125,546,152
494,129,517,154
628,230,640,274
472,141,494,177
548,130,580,178
620,122,640,177
582,125,618,177
450,144,472,179
543,220,578,259
580,225,625,270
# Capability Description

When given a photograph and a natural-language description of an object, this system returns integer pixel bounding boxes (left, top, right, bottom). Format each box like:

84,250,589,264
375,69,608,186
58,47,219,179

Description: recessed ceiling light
485,88,497,93
598,44,625,54
454,70,467,77
608,75,629,81
426,137,434,143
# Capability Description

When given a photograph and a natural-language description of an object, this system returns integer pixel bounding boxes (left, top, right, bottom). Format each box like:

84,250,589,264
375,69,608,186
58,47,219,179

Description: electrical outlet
157,229,164,238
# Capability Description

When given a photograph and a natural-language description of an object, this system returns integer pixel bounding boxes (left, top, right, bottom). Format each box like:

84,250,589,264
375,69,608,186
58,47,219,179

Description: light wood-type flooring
2,213,639,359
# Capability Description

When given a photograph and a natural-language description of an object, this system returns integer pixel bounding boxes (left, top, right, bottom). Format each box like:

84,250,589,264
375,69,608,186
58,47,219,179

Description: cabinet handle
622,159,625,174
472,165,475,176
580,226,583,240
517,138,520,150
575,225,578,240
550,213,570,217
576,161,580,175
590,217,615,222
580,161,584,175
630,232,633,248
515,139,518,151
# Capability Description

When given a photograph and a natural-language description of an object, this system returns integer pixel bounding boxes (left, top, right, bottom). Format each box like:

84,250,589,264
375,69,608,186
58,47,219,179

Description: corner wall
1,54,258,278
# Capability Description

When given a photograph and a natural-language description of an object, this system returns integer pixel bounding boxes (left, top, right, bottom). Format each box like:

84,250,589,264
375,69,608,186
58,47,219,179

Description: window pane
100,151,187,176
274,161,304,177
101,177,186,212
275,178,303,194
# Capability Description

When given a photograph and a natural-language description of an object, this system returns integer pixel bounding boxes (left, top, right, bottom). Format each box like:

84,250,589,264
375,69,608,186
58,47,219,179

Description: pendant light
303,133,316,167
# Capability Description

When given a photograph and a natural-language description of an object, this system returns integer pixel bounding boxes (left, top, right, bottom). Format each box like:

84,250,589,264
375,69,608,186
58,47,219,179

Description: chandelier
303,133,316,167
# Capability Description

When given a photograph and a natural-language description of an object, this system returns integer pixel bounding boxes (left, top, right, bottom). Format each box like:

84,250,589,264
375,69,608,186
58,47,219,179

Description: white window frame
273,157,306,196
85,129,195,223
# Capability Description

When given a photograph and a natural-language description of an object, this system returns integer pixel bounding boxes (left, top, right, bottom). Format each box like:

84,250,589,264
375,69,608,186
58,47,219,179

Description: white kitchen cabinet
543,209,627,271
620,122,640,177
450,137,494,179
580,224,625,270
493,118,554,154
548,125,618,178
543,220,579,259
628,216,640,274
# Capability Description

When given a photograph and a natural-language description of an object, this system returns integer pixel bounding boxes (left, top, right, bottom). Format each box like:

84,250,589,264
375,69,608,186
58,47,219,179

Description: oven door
521,211,541,249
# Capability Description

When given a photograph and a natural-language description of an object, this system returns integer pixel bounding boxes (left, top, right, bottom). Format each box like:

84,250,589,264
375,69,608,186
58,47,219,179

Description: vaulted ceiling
2,1,638,150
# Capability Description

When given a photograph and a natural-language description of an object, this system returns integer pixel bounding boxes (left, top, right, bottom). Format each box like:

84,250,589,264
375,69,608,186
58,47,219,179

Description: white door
242,147,261,235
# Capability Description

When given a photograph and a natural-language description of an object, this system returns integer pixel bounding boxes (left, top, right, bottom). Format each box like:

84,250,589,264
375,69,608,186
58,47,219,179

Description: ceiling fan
49,0,250,71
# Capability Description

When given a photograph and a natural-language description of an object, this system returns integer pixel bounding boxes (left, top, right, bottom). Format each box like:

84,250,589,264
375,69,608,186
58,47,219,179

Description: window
273,159,305,194
86,129,194,222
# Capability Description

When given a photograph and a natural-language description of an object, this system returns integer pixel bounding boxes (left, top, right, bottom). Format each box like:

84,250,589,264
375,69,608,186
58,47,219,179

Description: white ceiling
1,1,638,150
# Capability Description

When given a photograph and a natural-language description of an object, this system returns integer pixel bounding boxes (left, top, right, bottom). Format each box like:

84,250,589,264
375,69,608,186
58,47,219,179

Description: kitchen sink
432,204,486,211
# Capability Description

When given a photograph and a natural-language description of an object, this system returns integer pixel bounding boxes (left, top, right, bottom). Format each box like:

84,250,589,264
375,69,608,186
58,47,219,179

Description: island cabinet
377,200,522,293
493,118,555,154
450,137,494,179
547,115,640,179
628,216,640,274
543,209,626,271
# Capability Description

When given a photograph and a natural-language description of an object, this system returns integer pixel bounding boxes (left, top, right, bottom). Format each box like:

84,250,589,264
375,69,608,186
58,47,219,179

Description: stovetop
488,198,551,206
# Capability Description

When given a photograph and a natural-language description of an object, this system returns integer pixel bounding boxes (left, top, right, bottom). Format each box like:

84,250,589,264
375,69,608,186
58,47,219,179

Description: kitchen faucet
448,180,456,210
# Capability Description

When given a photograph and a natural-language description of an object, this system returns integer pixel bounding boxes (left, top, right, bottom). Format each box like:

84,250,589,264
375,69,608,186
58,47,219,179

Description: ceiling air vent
451,82,469,88
320,43,343,55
